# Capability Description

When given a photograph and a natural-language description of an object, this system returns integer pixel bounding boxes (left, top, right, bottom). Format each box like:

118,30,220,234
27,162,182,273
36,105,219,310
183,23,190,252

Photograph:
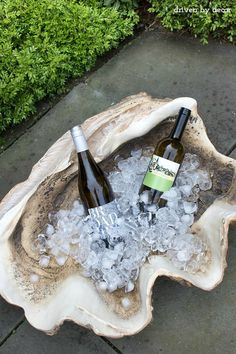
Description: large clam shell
0,93,235,337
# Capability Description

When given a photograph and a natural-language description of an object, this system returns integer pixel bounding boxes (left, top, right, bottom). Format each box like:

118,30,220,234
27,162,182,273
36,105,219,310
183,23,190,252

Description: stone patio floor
0,28,236,354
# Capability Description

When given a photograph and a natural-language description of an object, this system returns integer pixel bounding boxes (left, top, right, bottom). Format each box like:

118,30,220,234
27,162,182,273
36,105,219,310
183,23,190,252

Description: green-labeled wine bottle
139,107,191,204
70,126,116,219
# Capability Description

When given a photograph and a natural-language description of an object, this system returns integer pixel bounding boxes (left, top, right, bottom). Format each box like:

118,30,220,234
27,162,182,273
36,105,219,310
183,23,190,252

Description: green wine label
143,155,180,192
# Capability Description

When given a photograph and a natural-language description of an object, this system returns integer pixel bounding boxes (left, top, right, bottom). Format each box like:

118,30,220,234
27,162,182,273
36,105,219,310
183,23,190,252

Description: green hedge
149,0,236,44
0,0,138,133
1,0,235,133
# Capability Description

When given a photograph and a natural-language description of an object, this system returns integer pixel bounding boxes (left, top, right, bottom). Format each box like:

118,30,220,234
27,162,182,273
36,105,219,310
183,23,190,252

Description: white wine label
143,155,180,192
88,200,119,227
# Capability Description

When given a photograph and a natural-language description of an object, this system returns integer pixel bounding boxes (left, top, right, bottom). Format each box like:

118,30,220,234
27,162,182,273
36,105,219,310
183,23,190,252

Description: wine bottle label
88,200,119,227
143,155,180,192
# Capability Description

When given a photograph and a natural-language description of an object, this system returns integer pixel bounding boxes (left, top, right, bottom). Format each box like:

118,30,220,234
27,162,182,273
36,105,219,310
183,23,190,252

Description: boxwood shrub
0,0,138,133
149,0,236,44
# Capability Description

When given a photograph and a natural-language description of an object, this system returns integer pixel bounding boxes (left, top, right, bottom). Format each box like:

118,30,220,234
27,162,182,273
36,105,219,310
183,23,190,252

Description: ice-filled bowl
0,93,236,337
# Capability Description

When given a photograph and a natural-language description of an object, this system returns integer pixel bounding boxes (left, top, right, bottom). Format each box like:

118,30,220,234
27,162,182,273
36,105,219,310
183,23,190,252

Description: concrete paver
0,297,24,343
230,148,236,160
0,28,236,352
0,321,116,354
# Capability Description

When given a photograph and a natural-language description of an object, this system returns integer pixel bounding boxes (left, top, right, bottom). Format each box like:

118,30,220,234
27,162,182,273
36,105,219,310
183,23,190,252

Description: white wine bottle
139,107,191,204
70,126,117,223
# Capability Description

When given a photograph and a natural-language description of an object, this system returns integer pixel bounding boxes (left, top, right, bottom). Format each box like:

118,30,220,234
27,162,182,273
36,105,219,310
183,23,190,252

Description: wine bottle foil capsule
70,125,88,152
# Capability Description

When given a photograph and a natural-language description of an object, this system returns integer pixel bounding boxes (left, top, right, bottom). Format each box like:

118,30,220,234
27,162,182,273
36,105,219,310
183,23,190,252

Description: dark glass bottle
139,107,191,204
70,125,115,213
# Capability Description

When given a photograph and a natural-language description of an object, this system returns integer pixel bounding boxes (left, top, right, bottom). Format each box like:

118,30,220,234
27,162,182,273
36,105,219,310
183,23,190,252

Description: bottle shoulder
153,137,185,162
157,137,184,151
78,150,101,171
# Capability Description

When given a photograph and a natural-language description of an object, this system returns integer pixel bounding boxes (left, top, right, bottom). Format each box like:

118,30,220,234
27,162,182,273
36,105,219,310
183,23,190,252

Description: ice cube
125,281,134,293
45,224,54,236
155,207,170,222
135,156,149,174
71,234,80,244
183,201,197,214
131,148,142,159
175,221,189,235
39,255,50,268
48,211,58,225
91,240,106,253
138,212,152,227
156,207,179,226
73,200,85,214
185,260,199,273
176,173,195,189
102,258,114,269
56,255,68,266
167,200,179,210
162,187,180,201
177,249,191,262
107,282,118,293
197,170,212,191
117,197,131,214
118,159,130,171
121,297,131,309
97,281,107,291
60,242,71,255
181,214,194,227
30,273,40,283
179,185,192,197
139,191,150,205
181,153,200,171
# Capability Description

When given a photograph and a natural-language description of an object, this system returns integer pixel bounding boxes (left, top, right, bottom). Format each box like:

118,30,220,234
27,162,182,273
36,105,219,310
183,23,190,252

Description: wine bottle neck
70,125,88,152
170,107,191,140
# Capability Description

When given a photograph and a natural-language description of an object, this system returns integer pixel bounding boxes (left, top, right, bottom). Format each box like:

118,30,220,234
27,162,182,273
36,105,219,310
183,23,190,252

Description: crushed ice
35,149,212,293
